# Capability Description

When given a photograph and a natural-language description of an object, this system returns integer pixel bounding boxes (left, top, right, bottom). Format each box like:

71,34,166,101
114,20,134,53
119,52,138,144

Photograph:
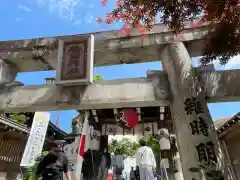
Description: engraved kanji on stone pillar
161,42,224,180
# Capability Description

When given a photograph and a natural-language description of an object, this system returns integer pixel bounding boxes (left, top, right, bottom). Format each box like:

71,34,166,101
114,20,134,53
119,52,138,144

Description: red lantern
122,108,138,127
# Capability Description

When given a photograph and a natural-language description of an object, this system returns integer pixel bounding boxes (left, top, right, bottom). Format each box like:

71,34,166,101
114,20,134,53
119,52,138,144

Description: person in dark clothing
34,140,72,180
98,148,112,180
82,149,101,180
134,166,140,180
130,167,135,180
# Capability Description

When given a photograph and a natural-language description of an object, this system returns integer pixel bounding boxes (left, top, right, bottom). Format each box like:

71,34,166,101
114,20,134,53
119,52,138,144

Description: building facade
0,114,68,180
215,113,240,180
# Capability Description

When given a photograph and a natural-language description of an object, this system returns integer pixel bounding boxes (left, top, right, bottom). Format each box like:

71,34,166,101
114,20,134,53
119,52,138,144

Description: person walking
135,137,156,180
130,167,136,180
98,148,112,180
34,140,72,180
134,166,140,180
82,149,101,180
112,149,124,180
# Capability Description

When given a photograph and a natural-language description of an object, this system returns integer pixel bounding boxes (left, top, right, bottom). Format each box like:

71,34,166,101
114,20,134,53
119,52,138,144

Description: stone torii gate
0,21,240,180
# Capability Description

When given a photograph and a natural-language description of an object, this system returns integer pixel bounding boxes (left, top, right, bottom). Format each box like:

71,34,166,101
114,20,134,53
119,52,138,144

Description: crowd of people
99,137,157,180
33,137,157,180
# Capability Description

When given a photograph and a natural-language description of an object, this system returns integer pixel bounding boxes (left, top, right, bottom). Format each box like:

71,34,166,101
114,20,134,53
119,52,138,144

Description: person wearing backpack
34,140,72,180
135,137,156,180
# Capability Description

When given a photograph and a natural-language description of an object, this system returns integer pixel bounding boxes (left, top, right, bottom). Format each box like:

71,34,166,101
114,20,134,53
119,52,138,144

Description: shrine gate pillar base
161,42,224,180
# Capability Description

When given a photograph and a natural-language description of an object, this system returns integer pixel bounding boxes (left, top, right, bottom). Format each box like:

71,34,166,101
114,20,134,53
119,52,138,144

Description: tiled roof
0,116,28,133
214,113,240,134
214,117,231,129
0,115,68,137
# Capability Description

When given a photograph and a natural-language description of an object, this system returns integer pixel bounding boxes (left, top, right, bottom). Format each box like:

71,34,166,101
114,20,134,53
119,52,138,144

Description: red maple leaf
112,12,121,20
191,19,202,28
133,9,142,16
97,17,103,23
116,0,124,7
105,13,113,24
191,12,208,28
136,23,145,34
101,0,108,6
121,26,131,36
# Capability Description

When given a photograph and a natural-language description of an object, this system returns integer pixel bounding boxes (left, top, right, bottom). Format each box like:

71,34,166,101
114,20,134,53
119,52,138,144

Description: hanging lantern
159,128,171,150
116,108,138,128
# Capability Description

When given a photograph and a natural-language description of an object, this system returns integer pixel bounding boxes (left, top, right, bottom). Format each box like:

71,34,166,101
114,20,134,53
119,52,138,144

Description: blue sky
1,0,240,133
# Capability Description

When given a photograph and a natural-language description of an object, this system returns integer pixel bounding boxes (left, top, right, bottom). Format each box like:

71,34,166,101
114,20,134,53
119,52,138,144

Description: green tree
109,138,140,158
147,135,160,155
108,136,161,170
94,74,104,81
147,135,161,171
9,113,29,124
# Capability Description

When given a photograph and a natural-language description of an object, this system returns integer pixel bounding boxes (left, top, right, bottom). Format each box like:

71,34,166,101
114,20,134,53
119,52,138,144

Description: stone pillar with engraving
161,42,224,180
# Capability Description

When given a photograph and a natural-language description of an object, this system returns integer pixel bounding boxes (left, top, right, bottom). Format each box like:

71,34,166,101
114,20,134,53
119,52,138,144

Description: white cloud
37,0,81,20
89,4,94,9
36,0,98,27
73,19,82,25
84,13,94,24
18,4,32,12
16,17,21,22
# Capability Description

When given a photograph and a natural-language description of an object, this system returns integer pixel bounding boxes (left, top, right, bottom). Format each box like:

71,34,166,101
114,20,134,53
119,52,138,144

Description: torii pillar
161,42,224,180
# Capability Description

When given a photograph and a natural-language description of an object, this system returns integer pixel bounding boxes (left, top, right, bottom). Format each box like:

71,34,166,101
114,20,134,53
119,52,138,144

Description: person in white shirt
135,137,156,180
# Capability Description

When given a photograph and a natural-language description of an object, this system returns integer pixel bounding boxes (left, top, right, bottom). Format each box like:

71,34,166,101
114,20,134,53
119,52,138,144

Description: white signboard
20,112,50,167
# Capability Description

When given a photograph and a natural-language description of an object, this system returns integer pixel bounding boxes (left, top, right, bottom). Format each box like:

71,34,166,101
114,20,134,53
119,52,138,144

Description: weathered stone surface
0,59,18,85
161,42,223,180
0,68,239,112
0,75,170,112
198,70,240,102
0,22,209,72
